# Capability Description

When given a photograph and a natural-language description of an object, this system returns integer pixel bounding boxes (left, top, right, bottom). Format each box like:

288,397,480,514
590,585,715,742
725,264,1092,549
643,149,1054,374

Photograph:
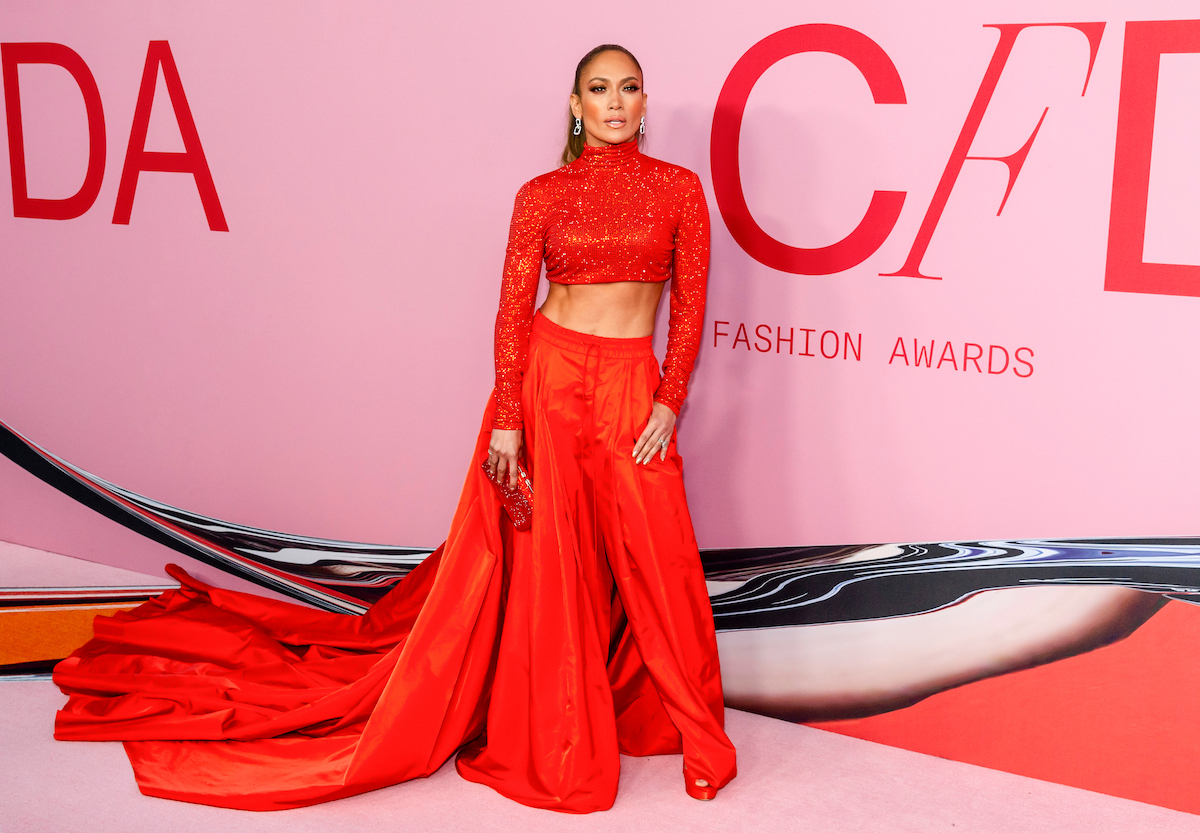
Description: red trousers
53,312,735,812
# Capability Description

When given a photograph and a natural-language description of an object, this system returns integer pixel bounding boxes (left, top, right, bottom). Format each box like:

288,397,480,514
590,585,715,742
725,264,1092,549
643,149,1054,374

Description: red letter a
2,43,106,220
112,41,227,231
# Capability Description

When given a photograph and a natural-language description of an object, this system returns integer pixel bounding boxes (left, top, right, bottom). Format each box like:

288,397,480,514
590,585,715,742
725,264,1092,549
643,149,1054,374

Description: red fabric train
53,313,737,812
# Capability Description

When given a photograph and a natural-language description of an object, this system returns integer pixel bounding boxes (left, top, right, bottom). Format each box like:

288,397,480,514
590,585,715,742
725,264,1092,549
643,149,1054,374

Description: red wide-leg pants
52,313,734,813
456,313,736,809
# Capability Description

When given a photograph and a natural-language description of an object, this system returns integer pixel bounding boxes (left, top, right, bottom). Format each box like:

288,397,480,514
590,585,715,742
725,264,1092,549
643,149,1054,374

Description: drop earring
639,116,645,135
573,117,582,136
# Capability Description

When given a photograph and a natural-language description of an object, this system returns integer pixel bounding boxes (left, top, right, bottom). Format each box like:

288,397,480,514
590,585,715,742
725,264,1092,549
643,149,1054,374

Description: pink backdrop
5,2,1199,574
5,0,1200,814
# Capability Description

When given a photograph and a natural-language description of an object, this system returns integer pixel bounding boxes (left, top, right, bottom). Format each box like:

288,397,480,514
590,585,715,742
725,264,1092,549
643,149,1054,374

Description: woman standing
465,42,736,806
53,44,735,813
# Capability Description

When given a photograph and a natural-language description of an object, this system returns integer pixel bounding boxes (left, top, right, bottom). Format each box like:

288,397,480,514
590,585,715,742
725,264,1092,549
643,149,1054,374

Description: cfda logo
710,21,1200,299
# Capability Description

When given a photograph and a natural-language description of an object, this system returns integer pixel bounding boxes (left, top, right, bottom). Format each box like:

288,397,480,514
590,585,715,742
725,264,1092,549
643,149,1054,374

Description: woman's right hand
487,428,524,488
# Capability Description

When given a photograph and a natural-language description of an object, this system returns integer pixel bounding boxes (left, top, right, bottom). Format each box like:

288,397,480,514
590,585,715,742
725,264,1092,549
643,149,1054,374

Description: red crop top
492,138,710,430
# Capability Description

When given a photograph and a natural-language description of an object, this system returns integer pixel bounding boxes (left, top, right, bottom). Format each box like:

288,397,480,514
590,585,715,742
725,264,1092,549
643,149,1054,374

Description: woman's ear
569,93,582,121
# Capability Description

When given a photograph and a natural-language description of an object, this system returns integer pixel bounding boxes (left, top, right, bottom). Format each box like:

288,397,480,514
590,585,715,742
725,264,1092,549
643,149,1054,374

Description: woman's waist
530,311,656,358
547,274,668,286
540,282,663,338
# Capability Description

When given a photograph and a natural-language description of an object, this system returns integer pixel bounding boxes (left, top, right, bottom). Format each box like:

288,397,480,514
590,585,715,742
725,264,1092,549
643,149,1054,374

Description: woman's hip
522,313,662,446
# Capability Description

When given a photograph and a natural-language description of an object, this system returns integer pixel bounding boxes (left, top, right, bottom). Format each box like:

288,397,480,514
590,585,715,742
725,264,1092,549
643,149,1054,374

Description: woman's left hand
633,402,677,465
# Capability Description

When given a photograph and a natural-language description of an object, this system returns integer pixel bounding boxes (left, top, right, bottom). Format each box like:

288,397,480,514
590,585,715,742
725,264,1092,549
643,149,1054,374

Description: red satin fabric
53,313,735,812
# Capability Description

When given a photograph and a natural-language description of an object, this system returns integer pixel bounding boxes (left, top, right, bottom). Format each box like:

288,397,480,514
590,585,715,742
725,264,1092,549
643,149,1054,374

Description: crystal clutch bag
482,460,534,531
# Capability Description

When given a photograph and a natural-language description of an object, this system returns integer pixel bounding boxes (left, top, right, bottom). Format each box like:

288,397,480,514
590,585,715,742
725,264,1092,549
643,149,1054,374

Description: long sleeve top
491,138,710,430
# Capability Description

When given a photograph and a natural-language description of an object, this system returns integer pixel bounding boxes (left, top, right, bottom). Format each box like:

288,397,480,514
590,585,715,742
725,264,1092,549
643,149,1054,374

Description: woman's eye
624,85,640,92
589,85,606,93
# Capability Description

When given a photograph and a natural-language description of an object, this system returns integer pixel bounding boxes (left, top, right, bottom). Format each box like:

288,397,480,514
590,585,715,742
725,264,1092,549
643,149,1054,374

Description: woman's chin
589,127,638,146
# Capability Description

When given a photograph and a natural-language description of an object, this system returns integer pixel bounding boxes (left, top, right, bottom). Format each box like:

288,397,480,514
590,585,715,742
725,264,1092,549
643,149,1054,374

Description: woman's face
570,50,646,148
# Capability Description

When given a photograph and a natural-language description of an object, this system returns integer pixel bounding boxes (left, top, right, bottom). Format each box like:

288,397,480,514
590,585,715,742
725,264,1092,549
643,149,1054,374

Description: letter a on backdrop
112,40,227,231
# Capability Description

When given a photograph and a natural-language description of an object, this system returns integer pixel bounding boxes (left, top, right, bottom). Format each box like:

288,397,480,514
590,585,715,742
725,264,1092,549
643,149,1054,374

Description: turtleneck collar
578,137,640,168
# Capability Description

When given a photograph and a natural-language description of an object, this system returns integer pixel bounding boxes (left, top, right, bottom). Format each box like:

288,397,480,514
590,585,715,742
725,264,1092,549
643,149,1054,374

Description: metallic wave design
0,585,178,606
703,540,1200,631
3,419,1199,627
0,420,429,613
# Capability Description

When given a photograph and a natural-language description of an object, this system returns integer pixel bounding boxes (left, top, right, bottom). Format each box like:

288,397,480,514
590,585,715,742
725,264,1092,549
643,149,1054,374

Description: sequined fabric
492,138,710,429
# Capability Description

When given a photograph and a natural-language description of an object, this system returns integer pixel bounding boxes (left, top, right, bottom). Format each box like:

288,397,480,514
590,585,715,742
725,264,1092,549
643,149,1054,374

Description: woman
52,44,735,813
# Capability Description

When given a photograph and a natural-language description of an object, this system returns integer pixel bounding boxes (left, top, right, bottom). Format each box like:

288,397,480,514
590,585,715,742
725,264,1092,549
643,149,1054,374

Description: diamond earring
639,116,645,135
573,117,582,136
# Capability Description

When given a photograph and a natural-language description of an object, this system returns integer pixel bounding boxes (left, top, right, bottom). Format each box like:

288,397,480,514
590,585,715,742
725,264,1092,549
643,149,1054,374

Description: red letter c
711,24,906,275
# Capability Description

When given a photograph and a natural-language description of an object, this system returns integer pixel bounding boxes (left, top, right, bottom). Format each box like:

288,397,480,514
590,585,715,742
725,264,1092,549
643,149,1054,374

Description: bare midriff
539,280,667,339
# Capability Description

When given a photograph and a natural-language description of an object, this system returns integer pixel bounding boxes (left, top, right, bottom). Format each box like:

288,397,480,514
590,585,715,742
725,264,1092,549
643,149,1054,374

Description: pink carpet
3,680,1198,833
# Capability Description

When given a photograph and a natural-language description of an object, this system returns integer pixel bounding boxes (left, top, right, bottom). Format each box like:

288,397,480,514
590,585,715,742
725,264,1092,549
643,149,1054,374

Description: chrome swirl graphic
3,418,1198,626
701,541,1200,631
0,419,429,613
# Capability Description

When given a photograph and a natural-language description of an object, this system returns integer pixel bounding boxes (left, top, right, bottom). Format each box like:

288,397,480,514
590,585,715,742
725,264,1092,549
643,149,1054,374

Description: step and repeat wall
3,0,1200,815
